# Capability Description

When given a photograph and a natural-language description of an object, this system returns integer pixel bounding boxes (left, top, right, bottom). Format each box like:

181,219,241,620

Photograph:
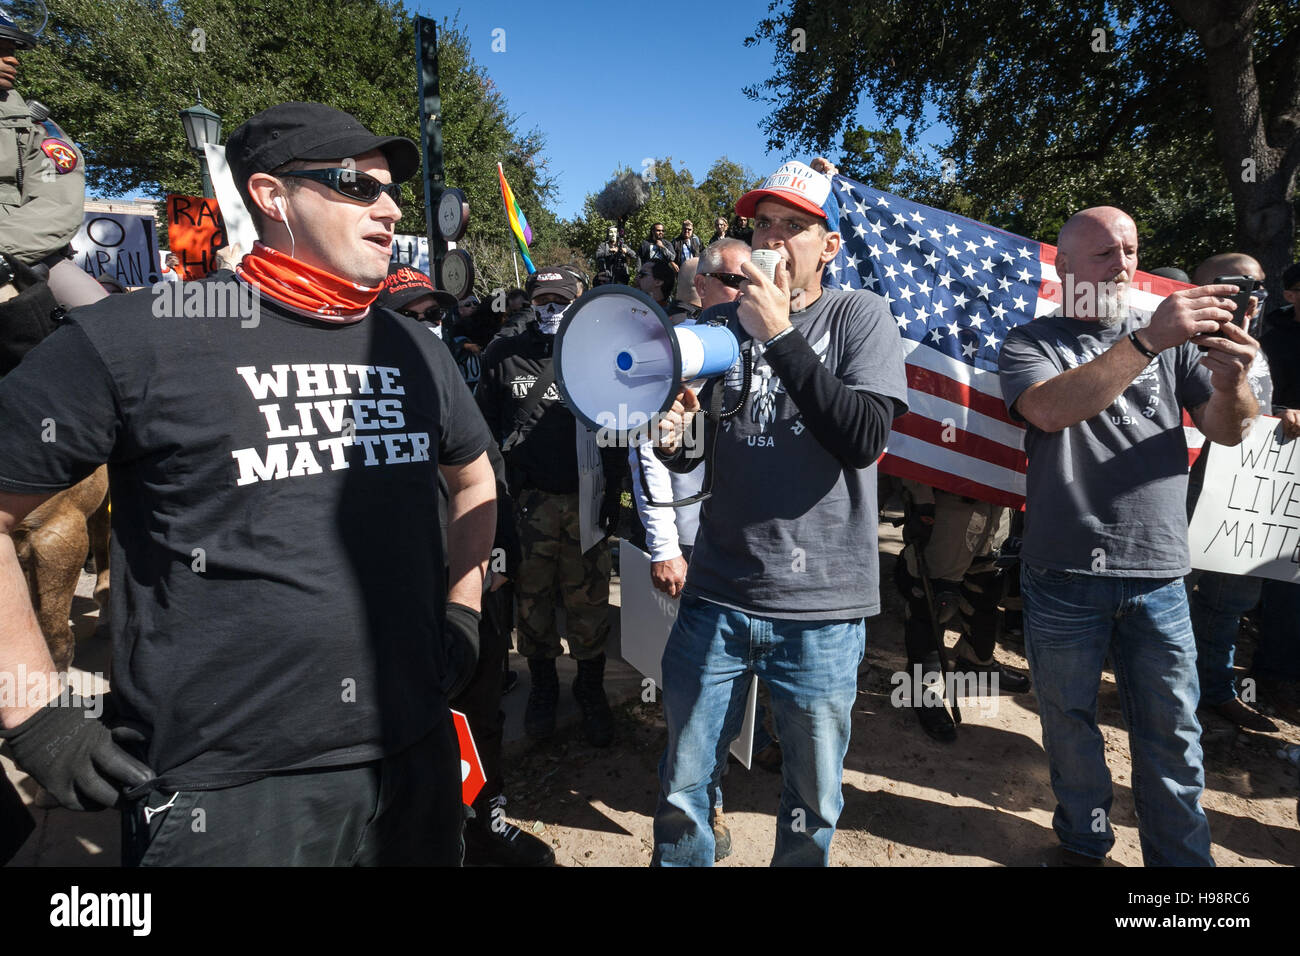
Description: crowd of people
1,12,1298,868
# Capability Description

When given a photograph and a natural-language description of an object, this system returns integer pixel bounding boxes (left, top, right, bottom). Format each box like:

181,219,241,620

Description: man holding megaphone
649,160,909,866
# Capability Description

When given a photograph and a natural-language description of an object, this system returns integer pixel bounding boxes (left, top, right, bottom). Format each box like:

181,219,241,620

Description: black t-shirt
0,280,492,789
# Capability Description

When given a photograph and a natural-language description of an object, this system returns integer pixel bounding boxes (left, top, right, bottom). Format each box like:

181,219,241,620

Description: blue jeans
652,595,865,867
1020,565,1212,866
1187,570,1261,706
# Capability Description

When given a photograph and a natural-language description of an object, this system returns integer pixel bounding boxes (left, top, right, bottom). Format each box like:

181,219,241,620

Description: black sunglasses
280,168,403,207
703,272,746,289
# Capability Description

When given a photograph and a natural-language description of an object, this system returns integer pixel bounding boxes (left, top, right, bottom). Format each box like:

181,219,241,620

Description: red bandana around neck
236,242,381,322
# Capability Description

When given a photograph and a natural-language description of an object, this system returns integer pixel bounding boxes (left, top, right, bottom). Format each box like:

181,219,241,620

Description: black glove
903,502,936,551
443,603,482,700
0,695,155,811
599,493,621,536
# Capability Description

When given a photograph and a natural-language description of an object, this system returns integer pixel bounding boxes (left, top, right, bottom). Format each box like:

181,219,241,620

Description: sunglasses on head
703,272,746,289
279,168,403,207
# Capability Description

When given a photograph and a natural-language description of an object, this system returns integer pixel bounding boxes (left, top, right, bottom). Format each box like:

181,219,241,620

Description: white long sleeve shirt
630,437,703,561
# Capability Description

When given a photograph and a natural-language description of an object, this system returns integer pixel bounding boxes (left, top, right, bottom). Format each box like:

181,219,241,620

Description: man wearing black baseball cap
0,102,497,865
378,262,459,334
476,267,628,747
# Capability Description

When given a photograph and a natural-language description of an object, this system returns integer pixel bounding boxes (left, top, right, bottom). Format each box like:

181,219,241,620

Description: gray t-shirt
685,288,909,619
998,310,1215,576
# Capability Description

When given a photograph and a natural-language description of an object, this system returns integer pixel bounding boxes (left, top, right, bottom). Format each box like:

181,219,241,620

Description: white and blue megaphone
554,285,751,507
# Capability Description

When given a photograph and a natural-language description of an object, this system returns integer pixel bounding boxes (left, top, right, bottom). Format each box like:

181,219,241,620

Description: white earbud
273,195,295,258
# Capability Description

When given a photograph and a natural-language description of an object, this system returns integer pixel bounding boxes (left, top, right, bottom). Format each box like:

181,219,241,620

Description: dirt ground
500,523,1300,868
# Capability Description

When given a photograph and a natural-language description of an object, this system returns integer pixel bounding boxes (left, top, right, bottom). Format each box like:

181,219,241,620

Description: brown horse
10,466,110,671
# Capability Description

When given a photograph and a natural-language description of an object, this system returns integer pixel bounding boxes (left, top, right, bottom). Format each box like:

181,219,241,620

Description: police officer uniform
1,6,104,308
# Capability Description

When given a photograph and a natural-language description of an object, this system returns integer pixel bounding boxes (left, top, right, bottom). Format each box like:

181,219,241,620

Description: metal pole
512,250,520,287
199,156,214,199
415,16,446,275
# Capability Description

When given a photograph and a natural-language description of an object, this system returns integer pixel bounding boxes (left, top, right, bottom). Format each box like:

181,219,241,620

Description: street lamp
178,91,222,198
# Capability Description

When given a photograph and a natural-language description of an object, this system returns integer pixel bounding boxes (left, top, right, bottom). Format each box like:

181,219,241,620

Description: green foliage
19,0,555,279
696,157,762,221
744,0,1298,270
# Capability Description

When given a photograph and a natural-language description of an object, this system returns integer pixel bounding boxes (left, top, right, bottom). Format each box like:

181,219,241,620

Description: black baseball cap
225,102,420,199
526,267,580,303
378,263,458,314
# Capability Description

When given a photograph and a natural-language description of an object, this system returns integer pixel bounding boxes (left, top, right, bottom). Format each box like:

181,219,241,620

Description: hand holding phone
1195,274,1256,351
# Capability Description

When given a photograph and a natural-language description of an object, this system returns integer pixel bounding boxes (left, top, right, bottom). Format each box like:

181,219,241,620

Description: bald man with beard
997,206,1259,866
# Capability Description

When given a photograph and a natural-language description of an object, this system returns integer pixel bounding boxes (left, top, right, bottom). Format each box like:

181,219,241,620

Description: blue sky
413,0,915,219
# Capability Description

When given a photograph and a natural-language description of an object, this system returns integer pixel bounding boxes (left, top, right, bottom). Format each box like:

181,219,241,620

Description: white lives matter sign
1189,415,1300,582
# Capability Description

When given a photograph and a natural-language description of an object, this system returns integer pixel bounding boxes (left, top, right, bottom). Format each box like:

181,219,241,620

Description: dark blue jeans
1187,570,1261,707
1256,578,1300,682
652,595,865,866
1021,566,1212,866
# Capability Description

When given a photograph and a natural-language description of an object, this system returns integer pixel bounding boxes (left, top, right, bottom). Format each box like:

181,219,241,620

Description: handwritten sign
70,212,160,287
166,194,228,280
1189,415,1300,582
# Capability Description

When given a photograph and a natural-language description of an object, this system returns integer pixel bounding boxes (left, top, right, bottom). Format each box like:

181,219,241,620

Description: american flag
823,175,1202,508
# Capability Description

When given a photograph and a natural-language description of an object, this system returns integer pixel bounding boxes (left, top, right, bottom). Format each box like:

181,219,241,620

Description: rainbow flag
497,162,536,274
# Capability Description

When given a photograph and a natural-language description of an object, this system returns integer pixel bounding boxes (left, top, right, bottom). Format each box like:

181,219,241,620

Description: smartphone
1196,274,1255,350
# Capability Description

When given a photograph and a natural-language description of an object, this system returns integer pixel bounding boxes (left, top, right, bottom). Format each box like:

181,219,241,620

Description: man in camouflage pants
515,491,611,659
476,267,626,746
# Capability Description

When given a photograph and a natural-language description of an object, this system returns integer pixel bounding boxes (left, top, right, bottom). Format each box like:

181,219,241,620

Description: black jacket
475,322,628,496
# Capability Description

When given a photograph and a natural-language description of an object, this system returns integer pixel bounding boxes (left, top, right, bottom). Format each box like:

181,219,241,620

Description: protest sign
391,234,431,275
70,211,160,287
1189,415,1300,582
617,541,758,767
165,194,227,280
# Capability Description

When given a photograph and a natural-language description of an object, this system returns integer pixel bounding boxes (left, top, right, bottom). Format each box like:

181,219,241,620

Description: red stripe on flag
1037,242,1060,306
1182,410,1206,468
891,412,1028,473
880,455,1025,509
906,365,1016,424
